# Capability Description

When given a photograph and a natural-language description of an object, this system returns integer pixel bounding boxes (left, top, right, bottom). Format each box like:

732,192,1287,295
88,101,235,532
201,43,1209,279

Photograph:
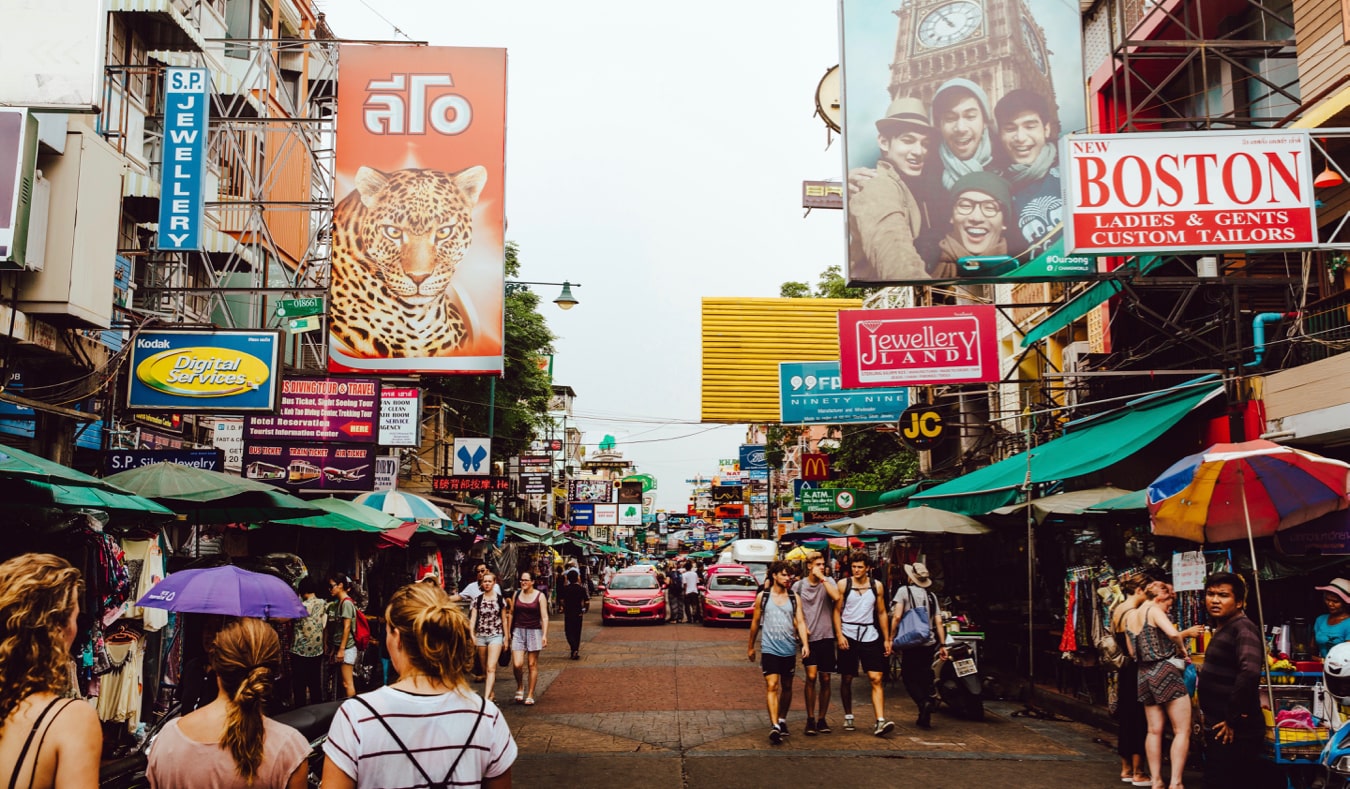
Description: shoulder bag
891,587,933,651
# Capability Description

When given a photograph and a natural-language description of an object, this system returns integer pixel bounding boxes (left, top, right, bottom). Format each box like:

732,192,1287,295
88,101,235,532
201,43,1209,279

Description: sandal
524,697,536,706
513,691,525,704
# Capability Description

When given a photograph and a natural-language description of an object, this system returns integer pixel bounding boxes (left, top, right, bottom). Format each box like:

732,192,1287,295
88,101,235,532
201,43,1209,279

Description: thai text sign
780,361,910,424
839,306,998,387
242,442,376,493
330,45,506,375
1062,130,1317,255
378,387,421,447
157,68,208,251
246,377,380,443
127,330,281,412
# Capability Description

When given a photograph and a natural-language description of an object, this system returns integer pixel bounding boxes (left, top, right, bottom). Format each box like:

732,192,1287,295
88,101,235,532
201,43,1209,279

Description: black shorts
761,652,796,677
802,638,837,673
838,637,887,676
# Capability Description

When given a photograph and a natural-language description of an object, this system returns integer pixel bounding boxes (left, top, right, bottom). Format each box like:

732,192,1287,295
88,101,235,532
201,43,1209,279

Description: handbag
891,588,933,651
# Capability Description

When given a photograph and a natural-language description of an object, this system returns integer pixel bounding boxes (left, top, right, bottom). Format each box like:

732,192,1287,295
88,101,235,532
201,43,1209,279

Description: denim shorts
342,646,358,665
475,634,504,647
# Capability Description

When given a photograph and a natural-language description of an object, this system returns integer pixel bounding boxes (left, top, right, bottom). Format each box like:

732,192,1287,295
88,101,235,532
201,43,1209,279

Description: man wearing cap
1315,577,1350,657
847,96,938,282
929,171,1012,279
891,562,948,729
994,88,1062,253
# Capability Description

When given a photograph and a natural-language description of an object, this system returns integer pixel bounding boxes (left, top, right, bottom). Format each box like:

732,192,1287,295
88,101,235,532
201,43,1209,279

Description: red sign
801,453,831,481
838,306,998,388
432,475,510,492
715,504,744,518
1063,130,1317,255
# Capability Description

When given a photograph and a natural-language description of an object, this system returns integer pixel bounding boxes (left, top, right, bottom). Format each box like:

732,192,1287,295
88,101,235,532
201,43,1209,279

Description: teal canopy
1021,256,1165,347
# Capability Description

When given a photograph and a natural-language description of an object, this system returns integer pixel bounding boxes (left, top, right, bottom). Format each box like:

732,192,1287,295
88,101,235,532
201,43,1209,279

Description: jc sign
900,405,945,450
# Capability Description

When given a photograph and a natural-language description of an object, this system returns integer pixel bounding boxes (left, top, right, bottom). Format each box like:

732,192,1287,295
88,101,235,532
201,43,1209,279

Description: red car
601,571,667,624
700,571,760,625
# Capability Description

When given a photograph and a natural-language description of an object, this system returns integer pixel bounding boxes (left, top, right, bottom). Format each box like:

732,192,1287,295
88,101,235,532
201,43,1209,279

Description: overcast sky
316,0,845,510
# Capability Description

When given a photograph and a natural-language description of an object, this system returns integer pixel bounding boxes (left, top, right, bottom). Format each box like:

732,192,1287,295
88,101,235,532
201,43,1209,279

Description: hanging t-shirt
118,538,168,632
96,637,144,731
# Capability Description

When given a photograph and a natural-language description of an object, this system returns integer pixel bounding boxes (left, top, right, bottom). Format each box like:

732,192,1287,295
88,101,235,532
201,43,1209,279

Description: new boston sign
780,361,909,425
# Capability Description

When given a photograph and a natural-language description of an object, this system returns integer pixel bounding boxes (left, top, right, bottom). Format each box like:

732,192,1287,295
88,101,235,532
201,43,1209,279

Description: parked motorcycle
98,700,342,789
933,637,985,721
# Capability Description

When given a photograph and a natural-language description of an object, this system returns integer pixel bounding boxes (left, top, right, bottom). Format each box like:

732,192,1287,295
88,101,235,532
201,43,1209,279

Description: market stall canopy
105,462,323,523
353,489,452,524
272,496,403,533
0,441,135,493
909,380,1222,515
17,480,176,518
136,565,307,618
779,524,844,541
991,486,1135,524
825,506,991,535
1081,488,1147,513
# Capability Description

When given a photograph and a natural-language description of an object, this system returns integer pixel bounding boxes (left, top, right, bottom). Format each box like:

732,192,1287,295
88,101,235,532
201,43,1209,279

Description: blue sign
793,479,819,499
126,330,282,412
570,503,595,527
0,372,102,449
779,361,910,425
739,444,767,471
104,449,224,474
157,68,208,251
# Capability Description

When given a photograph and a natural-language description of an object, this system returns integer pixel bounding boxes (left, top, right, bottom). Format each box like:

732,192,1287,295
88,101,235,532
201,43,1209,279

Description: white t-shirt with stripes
324,685,517,788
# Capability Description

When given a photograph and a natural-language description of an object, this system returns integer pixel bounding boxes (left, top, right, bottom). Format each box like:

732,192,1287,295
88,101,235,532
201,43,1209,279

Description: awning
108,0,209,52
1021,256,1165,347
908,380,1223,515
1081,488,1147,513
877,481,922,507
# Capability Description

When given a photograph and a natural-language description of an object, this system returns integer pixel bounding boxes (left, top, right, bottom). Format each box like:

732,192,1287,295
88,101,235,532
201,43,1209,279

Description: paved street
494,606,1152,788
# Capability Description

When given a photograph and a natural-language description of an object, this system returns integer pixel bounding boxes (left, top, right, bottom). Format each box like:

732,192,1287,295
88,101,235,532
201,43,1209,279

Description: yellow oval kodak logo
135,347,270,398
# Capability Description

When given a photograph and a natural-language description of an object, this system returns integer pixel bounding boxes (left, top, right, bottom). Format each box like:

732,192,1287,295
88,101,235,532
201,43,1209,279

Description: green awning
908,380,1222,515
1081,488,1147,512
878,482,922,507
1020,256,1165,347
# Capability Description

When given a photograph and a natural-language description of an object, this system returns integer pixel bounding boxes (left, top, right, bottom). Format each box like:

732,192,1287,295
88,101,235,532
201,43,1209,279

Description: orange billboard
329,46,507,374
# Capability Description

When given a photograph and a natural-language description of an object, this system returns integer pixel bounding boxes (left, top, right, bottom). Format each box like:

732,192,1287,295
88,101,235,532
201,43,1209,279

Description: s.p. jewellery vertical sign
157,68,208,251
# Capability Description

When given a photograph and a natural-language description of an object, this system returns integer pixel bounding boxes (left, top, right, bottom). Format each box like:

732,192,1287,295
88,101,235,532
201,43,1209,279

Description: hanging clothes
117,538,168,632
96,634,144,732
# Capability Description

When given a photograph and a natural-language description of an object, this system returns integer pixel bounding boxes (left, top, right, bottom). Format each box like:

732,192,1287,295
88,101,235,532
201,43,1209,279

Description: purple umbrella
136,565,307,619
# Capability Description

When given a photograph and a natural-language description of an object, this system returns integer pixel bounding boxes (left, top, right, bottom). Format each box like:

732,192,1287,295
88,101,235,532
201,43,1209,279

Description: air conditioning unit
1062,341,1092,406
0,109,40,269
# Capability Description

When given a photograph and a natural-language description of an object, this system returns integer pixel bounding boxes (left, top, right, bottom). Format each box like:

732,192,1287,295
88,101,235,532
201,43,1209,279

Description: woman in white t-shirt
322,582,516,789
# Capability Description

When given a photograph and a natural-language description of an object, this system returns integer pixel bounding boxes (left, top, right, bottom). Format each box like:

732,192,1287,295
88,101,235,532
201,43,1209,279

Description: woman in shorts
509,571,549,706
468,572,510,703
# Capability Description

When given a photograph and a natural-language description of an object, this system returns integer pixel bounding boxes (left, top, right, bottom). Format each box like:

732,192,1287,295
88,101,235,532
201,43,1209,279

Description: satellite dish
814,65,841,133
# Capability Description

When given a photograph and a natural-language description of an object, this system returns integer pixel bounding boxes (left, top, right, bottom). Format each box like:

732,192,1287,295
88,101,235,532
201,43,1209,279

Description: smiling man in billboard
931,172,1011,279
994,88,1061,253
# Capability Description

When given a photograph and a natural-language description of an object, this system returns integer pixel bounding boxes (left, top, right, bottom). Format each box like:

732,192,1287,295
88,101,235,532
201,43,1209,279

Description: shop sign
133,412,183,434
801,453,831,481
899,404,948,450
452,437,491,475
711,485,742,503
103,449,224,474
568,479,612,503
570,503,595,526
519,455,551,468
431,475,509,493
594,503,619,525
1063,130,1317,255
838,306,999,388
619,504,642,526
1275,509,1350,556
212,418,243,471
374,455,399,490
522,472,550,495
617,480,643,504
802,180,843,210
378,387,421,447
246,376,380,443
779,361,909,425
242,442,375,492
127,330,281,412
157,68,208,251
274,298,324,319
794,479,819,499
739,444,768,471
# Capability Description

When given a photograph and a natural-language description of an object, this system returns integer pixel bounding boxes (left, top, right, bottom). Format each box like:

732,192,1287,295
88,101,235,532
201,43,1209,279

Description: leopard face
329,165,487,358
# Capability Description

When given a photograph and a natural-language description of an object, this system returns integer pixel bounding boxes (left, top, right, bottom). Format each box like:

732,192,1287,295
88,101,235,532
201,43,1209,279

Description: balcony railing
1295,289,1350,364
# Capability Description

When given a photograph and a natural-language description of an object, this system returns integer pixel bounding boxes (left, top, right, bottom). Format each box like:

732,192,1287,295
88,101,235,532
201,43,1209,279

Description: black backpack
758,587,799,620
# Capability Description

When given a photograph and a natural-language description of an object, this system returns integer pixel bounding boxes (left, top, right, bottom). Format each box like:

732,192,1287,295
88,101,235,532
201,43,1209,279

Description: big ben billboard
841,0,1088,285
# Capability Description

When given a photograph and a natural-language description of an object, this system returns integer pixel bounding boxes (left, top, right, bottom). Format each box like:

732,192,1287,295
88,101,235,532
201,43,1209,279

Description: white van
727,539,776,584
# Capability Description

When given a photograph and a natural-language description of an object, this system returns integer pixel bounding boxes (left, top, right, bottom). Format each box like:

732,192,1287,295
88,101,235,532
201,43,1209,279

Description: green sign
800,488,858,513
275,298,324,318
286,315,322,334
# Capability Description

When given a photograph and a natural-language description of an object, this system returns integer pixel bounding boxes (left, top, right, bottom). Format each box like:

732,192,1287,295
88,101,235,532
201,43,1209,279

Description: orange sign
329,46,507,374
801,453,831,481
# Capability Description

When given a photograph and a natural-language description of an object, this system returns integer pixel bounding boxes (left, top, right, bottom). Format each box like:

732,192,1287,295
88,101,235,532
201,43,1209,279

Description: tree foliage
424,241,556,459
779,265,875,300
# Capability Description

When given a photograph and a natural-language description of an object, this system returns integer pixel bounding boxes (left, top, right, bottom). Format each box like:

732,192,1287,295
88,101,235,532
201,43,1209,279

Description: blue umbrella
136,565,307,618
779,524,844,541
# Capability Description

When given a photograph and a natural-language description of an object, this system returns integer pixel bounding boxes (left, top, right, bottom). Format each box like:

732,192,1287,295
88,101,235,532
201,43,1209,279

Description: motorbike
99,700,342,789
933,636,985,721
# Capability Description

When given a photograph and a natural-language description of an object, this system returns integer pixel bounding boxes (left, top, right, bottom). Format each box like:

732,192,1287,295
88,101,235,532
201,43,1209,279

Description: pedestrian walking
148,618,310,788
1111,572,1149,785
1197,572,1271,789
748,561,811,744
510,571,548,706
322,582,517,789
327,573,358,699
681,561,702,623
792,550,841,735
290,578,327,708
834,552,895,736
468,572,510,703
890,563,948,729
1125,581,1202,789
562,569,587,659
666,565,686,623
0,553,101,789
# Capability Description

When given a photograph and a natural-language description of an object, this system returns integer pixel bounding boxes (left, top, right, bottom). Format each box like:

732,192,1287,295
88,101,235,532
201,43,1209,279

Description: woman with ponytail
323,582,516,788
148,618,310,788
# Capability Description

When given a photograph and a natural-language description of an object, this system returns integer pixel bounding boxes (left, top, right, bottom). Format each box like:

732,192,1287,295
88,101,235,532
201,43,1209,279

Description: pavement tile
508,717,668,754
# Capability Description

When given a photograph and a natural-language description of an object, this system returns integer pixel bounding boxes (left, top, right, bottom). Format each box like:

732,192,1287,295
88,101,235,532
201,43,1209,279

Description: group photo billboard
841,0,1089,285
1062,130,1318,255
330,46,507,374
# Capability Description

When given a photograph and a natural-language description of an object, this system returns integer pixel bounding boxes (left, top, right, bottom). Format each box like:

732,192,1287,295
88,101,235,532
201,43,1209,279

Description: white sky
316,0,846,510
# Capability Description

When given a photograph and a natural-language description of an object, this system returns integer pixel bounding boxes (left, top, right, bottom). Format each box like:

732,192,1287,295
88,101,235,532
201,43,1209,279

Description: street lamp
506,280,582,310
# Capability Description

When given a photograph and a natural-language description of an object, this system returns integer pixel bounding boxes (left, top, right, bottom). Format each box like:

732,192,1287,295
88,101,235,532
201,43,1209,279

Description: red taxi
700,565,760,626
600,570,667,625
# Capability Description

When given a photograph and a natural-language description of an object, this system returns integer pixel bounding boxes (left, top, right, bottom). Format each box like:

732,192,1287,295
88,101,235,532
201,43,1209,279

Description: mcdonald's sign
801,453,831,481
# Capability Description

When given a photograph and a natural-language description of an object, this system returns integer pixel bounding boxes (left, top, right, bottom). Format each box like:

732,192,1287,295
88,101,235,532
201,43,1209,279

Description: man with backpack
748,561,811,744
891,562,949,728
793,550,841,735
833,552,895,736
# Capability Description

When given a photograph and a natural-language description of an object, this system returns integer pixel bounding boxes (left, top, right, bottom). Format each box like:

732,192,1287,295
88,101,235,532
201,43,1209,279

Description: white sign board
212,419,244,472
378,387,421,446
594,503,619,525
374,455,399,490
618,504,642,526
1063,130,1317,255
452,437,491,476
0,0,106,109
1172,550,1207,593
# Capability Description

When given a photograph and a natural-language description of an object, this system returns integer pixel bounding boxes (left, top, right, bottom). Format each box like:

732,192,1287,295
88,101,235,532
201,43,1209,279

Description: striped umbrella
353,489,453,523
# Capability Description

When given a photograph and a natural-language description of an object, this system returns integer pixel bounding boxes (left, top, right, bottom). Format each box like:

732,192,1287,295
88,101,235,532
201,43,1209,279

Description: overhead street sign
800,487,858,513
275,298,325,318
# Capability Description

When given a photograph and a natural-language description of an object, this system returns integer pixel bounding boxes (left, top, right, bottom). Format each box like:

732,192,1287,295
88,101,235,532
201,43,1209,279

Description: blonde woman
148,618,310,788
0,553,100,788
323,582,516,788
1125,581,1204,789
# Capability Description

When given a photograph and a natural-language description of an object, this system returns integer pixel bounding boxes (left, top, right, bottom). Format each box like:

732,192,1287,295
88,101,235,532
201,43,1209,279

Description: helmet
1325,642,1350,699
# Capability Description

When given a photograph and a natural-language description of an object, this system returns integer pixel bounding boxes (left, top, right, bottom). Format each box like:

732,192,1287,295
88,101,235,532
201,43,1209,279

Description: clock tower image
889,0,1055,116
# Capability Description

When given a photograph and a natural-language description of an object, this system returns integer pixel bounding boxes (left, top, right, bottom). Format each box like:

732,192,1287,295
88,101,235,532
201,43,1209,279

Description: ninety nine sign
432,475,509,493
838,306,998,388
1062,130,1318,255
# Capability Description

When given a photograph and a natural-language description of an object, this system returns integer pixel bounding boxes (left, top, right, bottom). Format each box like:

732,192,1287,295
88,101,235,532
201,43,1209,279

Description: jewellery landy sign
838,306,999,388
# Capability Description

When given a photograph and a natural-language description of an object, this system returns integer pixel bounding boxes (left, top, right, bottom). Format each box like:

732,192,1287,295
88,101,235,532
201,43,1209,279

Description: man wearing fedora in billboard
891,562,948,729
847,96,940,282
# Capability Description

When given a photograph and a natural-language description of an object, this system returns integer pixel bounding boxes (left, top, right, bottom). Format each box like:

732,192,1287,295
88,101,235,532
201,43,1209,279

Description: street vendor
1315,577,1350,657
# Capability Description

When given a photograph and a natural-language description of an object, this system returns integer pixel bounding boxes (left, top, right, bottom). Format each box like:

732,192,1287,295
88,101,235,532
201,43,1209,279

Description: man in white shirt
450,562,489,603
681,562,702,623
833,552,894,736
